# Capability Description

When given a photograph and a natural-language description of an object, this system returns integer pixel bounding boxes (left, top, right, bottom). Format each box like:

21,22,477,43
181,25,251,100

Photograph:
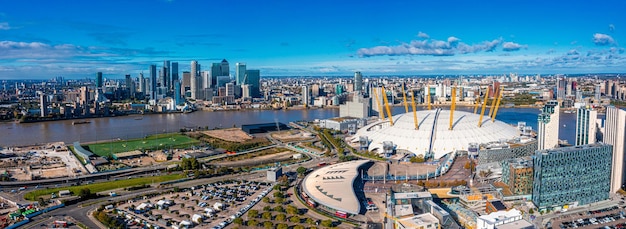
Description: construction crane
382,87,394,125
402,83,409,113
373,88,385,121
477,89,490,127
411,89,419,130
491,86,504,122
449,87,456,130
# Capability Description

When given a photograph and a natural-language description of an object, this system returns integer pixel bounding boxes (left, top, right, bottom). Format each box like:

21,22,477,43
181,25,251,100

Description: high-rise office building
125,74,135,98
150,65,157,100
537,101,560,150
532,143,612,209
354,71,363,93
160,66,168,88
201,71,210,89
556,77,566,100
575,107,598,146
138,73,145,93
225,83,235,97
96,72,103,88
174,80,181,106
220,59,229,76
216,76,230,88
163,60,170,88
210,63,221,87
40,92,48,117
190,60,198,99
245,69,260,97
595,84,602,100
302,85,310,107
236,63,246,86
605,106,626,193
171,62,179,90
241,84,251,98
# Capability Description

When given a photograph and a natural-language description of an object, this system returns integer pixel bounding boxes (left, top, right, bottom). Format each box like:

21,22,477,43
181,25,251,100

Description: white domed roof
353,109,520,159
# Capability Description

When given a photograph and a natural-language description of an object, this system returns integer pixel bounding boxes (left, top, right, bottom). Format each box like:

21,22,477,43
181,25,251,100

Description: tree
529,208,534,214
78,188,91,199
263,221,274,229
275,213,286,221
321,219,333,227
290,216,300,223
233,217,243,225
262,212,272,220
247,219,258,227
296,166,307,177
248,209,259,219
262,197,271,203
275,197,285,204
293,225,305,229
276,223,289,229
286,205,298,215
273,191,284,198
305,218,315,225
274,205,284,212
263,205,271,211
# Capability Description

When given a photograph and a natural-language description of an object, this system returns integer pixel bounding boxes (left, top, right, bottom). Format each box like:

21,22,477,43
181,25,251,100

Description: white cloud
593,33,616,46
357,37,503,57
0,22,11,30
417,31,430,39
502,42,527,51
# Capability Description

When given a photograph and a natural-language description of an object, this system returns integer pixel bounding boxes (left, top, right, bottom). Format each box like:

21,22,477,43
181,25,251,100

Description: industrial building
532,143,613,209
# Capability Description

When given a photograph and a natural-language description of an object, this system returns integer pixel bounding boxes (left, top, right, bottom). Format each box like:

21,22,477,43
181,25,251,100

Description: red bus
335,211,348,219
318,162,328,167
307,199,317,208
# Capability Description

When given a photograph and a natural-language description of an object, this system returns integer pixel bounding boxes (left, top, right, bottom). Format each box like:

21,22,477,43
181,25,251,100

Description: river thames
0,107,584,147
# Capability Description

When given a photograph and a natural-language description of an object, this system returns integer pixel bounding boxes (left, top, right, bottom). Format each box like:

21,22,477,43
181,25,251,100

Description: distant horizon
0,0,624,79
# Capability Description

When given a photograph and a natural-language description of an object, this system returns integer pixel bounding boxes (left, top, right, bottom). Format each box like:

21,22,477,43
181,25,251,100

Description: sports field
85,133,199,157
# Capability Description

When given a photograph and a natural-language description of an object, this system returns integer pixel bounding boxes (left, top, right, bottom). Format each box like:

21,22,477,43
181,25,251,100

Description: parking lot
552,206,626,229
113,180,273,229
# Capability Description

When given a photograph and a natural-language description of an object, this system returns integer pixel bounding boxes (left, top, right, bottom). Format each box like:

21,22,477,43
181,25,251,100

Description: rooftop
301,160,369,214
397,213,439,228
478,209,522,224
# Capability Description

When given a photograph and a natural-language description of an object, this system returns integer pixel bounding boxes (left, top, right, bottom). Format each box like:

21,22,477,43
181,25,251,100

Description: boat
134,117,143,120
72,121,91,125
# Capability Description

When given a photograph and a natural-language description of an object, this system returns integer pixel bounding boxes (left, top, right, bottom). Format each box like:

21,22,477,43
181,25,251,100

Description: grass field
24,174,184,201
85,133,199,158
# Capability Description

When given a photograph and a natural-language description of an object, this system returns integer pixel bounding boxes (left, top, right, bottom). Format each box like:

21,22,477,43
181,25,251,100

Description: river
0,107,583,147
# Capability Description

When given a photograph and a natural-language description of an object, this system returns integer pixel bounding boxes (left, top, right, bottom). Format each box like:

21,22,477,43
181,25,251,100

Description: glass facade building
532,143,612,209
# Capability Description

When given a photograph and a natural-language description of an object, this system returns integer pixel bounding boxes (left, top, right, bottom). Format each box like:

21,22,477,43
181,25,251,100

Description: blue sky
0,0,624,79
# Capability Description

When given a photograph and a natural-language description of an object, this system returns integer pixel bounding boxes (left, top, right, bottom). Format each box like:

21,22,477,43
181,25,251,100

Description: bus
335,211,348,219
306,199,317,208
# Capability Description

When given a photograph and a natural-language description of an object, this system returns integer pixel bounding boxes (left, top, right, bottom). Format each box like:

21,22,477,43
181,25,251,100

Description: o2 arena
351,108,520,159
350,87,534,160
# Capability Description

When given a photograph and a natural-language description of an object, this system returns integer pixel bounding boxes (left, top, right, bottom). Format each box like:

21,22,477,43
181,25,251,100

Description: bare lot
203,128,252,143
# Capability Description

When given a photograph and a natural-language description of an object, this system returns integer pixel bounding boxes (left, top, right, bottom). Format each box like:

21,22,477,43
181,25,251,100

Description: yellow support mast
427,87,431,110
491,86,504,122
478,88,490,127
449,87,456,130
473,96,480,114
402,83,409,113
382,87,394,126
411,89,418,130
373,88,385,121
487,87,499,118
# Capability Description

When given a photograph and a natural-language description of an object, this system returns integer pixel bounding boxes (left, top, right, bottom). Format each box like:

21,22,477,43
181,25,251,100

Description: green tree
262,211,272,220
262,197,271,203
529,208,534,214
233,217,243,225
305,218,315,225
273,191,284,198
296,166,307,177
286,205,298,215
274,205,284,213
276,223,289,229
289,216,300,223
275,213,286,221
275,197,285,204
263,221,274,229
78,188,91,199
263,205,271,211
247,219,258,227
247,209,259,219
293,225,305,229
321,219,333,227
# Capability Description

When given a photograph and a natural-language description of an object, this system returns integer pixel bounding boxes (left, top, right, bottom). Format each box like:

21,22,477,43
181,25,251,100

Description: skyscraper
220,59,229,76
96,72,103,88
210,63,221,87
163,60,170,88
190,60,198,99
575,107,597,146
245,69,260,97
225,83,235,97
604,106,626,193
150,65,157,99
138,73,145,93
354,71,363,93
537,100,559,150
556,77,566,100
595,84,602,101
40,92,48,117
174,80,181,106
171,62,179,89
302,85,310,107
236,63,246,86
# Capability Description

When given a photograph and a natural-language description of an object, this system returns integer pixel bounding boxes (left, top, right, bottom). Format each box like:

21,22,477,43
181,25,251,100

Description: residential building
302,85,310,107
354,71,363,93
501,157,533,195
339,93,370,118
575,107,597,145
605,106,626,193
537,100,559,150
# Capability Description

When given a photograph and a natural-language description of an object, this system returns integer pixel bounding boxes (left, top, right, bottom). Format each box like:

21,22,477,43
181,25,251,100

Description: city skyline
0,0,624,79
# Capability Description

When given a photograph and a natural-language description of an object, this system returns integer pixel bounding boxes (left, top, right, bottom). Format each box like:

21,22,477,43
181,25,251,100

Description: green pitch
85,133,199,157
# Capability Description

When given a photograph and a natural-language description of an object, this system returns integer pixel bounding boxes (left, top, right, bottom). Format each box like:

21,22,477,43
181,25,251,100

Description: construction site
0,142,86,181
